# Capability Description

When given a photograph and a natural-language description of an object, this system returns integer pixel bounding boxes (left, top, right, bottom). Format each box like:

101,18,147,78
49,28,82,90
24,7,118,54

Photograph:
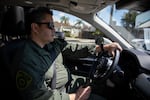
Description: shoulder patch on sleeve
16,70,32,90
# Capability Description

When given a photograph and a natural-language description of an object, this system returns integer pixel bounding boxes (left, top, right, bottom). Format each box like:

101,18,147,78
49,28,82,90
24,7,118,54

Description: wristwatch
100,43,104,52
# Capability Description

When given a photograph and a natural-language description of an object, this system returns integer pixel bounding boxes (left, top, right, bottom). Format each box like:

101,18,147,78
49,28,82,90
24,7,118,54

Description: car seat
0,6,26,100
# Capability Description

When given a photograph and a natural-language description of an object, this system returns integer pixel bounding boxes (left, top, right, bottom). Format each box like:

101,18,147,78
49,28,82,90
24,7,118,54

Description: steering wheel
91,49,120,82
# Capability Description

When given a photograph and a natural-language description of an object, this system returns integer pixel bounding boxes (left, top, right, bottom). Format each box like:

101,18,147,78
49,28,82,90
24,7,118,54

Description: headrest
0,6,25,36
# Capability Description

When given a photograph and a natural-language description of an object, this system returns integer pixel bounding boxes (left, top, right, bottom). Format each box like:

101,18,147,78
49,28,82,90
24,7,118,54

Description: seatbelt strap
51,62,56,89
49,46,57,89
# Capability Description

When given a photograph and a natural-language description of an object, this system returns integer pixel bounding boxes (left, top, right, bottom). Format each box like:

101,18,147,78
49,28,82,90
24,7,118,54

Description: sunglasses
35,22,55,30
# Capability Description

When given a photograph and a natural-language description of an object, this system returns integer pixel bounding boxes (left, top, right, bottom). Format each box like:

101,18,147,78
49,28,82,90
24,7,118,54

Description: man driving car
11,6,122,100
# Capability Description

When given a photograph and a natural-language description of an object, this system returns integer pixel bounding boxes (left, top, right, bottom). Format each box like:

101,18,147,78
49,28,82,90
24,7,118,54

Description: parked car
131,39,144,50
0,0,150,100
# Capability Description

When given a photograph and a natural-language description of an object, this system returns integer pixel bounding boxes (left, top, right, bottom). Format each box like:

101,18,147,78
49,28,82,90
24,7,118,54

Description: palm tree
74,19,84,29
109,5,114,25
60,16,69,24
121,11,139,39
121,11,138,31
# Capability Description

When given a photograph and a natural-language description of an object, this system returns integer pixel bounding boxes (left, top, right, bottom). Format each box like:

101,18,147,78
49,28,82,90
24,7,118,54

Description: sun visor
69,0,119,14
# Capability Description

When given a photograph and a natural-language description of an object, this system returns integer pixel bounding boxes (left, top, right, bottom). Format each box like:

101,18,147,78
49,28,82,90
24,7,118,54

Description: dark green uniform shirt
12,39,96,100
13,39,69,100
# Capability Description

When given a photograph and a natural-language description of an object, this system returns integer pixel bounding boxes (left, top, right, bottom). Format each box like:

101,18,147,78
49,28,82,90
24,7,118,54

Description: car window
53,10,107,44
97,4,150,52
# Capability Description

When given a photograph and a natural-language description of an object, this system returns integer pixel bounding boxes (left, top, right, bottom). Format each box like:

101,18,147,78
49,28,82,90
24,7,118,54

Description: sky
53,10,91,26
53,5,128,27
97,5,128,26
53,10,78,25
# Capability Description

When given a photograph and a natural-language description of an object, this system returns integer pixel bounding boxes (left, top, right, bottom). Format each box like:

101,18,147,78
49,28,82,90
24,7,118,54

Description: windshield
97,4,150,51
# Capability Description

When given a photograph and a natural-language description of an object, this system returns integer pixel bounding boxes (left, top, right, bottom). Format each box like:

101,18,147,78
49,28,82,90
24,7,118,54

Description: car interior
0,0,150,100
0,6,27,99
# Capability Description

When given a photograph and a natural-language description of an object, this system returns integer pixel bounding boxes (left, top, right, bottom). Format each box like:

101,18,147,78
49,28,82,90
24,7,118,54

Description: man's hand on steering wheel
91,42,122,82
96,42,122,57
